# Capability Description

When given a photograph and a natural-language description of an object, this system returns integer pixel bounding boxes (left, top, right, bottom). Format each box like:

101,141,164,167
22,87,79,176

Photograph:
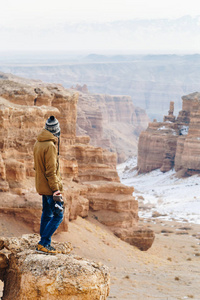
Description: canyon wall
0,72,154,251
2,55,200,121
74,85,149,163
138,92,200,176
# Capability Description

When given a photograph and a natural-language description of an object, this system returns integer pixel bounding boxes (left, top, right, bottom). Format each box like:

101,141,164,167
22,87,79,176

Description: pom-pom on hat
45,116,60,137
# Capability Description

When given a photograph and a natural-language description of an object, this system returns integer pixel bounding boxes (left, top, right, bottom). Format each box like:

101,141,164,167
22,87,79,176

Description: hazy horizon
1,0,200,54
1,16,200,54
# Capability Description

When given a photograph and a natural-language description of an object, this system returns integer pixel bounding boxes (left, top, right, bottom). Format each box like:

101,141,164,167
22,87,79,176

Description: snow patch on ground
117,157,200,224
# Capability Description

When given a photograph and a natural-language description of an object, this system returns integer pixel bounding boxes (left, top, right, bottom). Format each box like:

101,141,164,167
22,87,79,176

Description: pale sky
1,0,200,27
1,0,200,53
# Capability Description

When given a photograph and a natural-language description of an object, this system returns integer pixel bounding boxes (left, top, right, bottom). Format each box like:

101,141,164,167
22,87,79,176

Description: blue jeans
39,195,64,247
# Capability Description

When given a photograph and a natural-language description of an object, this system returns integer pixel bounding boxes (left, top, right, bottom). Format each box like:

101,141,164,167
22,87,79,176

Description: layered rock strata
75,86,149,163
0,72,154,251
138,92,200,176
0,234,110,300
137,120,179,173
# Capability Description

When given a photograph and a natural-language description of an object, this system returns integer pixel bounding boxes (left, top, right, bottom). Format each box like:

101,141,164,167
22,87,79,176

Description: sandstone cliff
0,72,154,252
138,93,200,176
74,85,149,163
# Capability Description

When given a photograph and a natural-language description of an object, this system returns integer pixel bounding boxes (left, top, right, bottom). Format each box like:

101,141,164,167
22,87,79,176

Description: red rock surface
0,72,154,251
138,92,200,176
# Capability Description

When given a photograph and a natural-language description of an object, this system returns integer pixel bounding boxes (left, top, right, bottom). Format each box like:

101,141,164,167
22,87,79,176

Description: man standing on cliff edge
34,116,64,254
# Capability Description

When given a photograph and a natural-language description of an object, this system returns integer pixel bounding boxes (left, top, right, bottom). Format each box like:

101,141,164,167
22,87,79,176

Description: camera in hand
53,194,63,202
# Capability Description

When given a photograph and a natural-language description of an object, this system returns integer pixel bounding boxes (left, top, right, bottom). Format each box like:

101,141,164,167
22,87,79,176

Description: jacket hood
37,129,57,143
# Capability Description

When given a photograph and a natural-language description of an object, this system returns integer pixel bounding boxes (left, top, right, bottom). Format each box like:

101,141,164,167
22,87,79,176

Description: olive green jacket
33,129,63,195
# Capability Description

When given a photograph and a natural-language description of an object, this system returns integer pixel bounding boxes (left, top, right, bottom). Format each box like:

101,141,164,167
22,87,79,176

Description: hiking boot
36,244,57,254
49,245,62,254
48,245,57,252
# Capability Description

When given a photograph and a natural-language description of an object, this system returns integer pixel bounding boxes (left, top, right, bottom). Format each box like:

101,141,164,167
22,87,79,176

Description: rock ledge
0,234,110,300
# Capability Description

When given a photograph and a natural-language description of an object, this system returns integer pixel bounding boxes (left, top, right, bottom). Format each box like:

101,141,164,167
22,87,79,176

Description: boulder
114,227,155,251
0,234,110,300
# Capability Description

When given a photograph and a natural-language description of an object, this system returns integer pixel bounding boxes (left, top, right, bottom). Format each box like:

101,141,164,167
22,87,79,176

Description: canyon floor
0,212,200,300
118,157,200,225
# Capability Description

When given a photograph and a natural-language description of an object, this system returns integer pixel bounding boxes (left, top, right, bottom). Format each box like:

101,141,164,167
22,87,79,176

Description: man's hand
53,190,62,202
53,190,61,196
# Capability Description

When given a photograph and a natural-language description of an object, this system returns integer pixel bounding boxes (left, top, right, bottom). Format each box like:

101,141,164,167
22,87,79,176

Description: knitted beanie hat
45,116,60,137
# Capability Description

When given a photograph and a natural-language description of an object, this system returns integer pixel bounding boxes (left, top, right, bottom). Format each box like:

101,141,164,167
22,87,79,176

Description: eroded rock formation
0,234,110,300
0,72,154,252
3,54,200,122
138,92,200,176
74,86,149,163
